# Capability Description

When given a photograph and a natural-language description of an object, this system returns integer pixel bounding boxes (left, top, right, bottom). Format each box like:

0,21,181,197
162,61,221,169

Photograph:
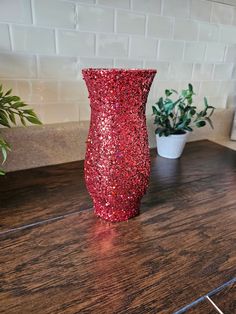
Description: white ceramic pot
156,133,188,159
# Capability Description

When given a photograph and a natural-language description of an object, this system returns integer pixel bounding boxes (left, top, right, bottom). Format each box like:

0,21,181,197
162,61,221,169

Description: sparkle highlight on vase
83,69,156,222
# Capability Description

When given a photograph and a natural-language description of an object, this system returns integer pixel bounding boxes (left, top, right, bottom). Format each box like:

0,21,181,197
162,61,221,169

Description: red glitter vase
82,68,156,222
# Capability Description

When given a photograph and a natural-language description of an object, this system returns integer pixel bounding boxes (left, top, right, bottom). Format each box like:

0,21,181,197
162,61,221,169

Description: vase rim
82,68,157,73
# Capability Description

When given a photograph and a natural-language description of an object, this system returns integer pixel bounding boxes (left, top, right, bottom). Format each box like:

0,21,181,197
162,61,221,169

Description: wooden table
0,140,235,314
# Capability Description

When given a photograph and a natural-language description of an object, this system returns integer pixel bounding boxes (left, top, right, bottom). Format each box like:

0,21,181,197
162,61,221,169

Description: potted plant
152,84,215,159
0,84,42,175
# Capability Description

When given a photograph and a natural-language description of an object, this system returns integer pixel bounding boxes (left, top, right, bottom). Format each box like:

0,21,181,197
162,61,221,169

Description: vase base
94,203,140,222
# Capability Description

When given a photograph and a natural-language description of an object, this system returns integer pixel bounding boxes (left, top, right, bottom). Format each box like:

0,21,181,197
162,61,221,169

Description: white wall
0,0,236,124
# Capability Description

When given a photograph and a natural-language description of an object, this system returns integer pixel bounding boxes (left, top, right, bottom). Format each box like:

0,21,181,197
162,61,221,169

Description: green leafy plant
152,83,215,137
0,84,42,175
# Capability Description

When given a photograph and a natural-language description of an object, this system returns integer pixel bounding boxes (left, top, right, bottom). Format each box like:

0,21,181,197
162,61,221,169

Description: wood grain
185,300,218,313
211,282,236,314
0,140,235,313
0,160,92,233
1,140,236,233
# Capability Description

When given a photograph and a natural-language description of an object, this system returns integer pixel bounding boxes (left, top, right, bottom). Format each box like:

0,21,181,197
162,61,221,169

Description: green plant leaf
152,106,158,115
1,146,7,164
165,89,172,97
0,83,42,171
156,97,164,110
0,110,11,127
208,106,215,118
187,98,193,105
25,115,42,125
153,83,215,136
0,138,10,164
190,109,196,115
23,109,38,117
10,96,20,102
8,111,16,124
4,89,12,96
11,102,27,109
196,120,206,128
188,83,193,93
20,115,26,126
205,117,214,129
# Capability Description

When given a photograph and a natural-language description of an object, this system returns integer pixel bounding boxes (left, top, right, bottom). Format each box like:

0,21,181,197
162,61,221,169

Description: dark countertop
0,140,235,313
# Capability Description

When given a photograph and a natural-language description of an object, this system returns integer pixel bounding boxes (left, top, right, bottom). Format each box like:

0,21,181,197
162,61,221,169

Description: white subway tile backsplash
193,64,213,80
0,53,36,78
132,0,161,14
78,101,91,120
38,56,78,79
163,0,190,18
199,81,221,97
206,96,227,108
59,81,88,101
227,93,236,108
199,23,219,42
117,11,145,35
144,61,169,80
214,64,234,80
147,15,173,39
159,40,184,61
0,24,11,51
97,34,129,57
146,76,159,102
174,19,198,41
219,80,235,95
0,0,235,125
146,101,155,115
152,80,180,99
16,80,32,101
76,0,95,4
31,81,59,103
220,26,236,44
205,43,225,62
1,80,18,94
78,5,114,32
34,0,76,28
190,0,212,22
184,42,206,62
233,7,236,25
58,31,95,57
169,63,193,80
42,102,79,124
0,0,32,24
211,2,234,25
114,59,143,68
12,26,55,54
225,45,236,62
98,0,130,9
78,57,113,68
130,37,158,59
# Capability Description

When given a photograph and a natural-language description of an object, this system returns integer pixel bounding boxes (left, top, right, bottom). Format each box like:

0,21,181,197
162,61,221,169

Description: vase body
156,133,188,159
82,68,156,222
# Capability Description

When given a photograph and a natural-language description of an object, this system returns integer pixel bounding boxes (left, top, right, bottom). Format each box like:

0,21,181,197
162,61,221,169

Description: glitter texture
82,68,156,222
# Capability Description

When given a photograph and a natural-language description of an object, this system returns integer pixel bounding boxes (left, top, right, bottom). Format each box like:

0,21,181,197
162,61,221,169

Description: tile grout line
0,206,94,237
206,296,224,314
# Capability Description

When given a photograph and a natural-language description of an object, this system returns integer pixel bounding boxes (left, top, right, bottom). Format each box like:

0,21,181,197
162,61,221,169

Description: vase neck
83,69,156,113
